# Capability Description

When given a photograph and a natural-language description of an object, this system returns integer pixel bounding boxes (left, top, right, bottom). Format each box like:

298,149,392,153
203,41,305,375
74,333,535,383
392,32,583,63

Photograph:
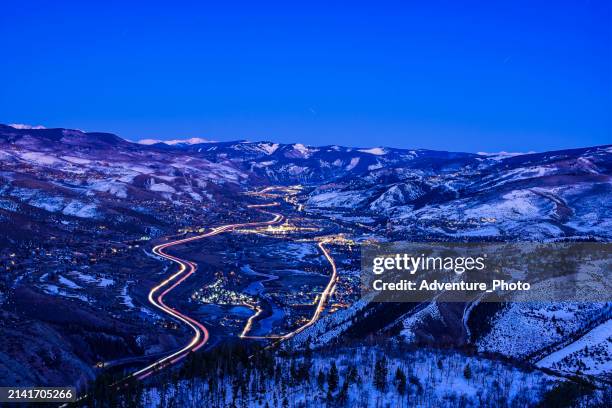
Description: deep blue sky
1,1,610,151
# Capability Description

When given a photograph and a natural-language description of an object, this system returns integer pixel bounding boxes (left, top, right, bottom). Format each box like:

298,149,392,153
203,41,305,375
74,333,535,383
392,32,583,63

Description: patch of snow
307,190,370,209
477,151,535,160
137,139,163,145
251,160,276,169
88,180,128,198
358,147,386,155
537,319,612,376
120,283,135,308
463,190,547,221
286,165,308,176
19,151,62,166
0,198,18,212
368,161,383,170
290,143,318,158
8,123,46,129
258,143,279,155
69,271,114,287
149,182,176,193
62,200,98,218
28,196,65,212
478,302,607,359
58,275,82,289
166,137,213,145
138,137,214,145
42,284,90,302
97,277,115,287
345,157,360,171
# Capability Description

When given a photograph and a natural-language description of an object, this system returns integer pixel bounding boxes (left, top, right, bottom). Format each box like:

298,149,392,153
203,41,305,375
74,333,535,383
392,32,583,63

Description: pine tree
338,380,349,406
301,360,311,382
395,367,406,396
346,365,361,384
290,360,299,385
409,375,423,394
346,364,358,384
326,388,333,402
463,364,472,380
275,362,282,382
373,356,388,391
328,361,339,393
317,369,326,391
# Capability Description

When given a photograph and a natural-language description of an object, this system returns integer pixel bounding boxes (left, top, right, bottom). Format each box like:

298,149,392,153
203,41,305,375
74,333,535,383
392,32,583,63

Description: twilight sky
1,0,610,151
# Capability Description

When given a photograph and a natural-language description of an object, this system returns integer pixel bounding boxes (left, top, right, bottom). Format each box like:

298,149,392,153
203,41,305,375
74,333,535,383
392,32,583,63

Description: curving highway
123,190,338,384
126,203,283,381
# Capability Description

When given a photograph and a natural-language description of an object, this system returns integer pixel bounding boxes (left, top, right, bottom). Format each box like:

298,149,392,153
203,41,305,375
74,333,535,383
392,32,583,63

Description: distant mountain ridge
1,123,611,389
1,123,610,242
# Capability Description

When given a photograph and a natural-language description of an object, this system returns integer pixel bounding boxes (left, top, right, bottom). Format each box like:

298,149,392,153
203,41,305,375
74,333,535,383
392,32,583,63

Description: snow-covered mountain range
1,124,610,392
2,124,609,242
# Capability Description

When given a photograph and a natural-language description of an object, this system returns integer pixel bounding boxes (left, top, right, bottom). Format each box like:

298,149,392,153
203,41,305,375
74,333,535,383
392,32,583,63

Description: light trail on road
239,239,338,341
66,188,343,406
116,187,337,385
125,203,283,381
61,201,285,405
239,188,341,341
130,236,212,379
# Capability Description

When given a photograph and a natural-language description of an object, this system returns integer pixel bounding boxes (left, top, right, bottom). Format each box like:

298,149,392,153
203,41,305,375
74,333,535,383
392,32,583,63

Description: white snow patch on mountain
88,180,128,198
28,196,65,212
149,182,176,193
19,152,63,166
58,275,82,289
537,319,612,376
41,284,90,302
477,302,607,359
250,160,276,169
0,198,18,212
483,166,555,188
120,283,135,308
286,165,307,175
307,190,370,208
166,137,213,145
368,161,383,170
477,151,535,160
137,139,162,145
69,271,114,287
268,242,319,261
293,143,309,155
258,143,279,154
97,277,115,287
358,147,386,155
463,190,546,220
370,184,424,212
290,143,318,158
138,137,214,145
401,302,442,343
8,123,46,129
346,157,360,170
62,200,98,218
